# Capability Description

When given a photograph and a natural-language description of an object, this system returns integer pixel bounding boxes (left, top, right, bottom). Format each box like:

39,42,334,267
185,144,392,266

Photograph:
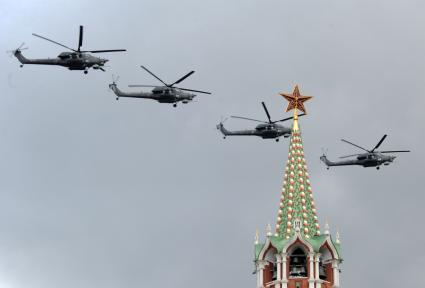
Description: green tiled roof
254,234,342,261
255,243,264,260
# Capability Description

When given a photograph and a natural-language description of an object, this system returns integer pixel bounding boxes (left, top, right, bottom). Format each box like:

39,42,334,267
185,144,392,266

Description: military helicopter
109,65,211,107
320,134,410,170
217,102,305,142
11,25,126,74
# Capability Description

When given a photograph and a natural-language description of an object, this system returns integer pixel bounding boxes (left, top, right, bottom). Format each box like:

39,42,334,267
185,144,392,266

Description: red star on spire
279,85,313,115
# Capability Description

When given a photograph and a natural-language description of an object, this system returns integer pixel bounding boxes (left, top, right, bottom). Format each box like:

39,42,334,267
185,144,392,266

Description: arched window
319,246,333,281
289,248,307,277
264,248,278,283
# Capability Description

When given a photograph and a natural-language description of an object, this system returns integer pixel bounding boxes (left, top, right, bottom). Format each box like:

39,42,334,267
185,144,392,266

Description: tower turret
254,86,342,288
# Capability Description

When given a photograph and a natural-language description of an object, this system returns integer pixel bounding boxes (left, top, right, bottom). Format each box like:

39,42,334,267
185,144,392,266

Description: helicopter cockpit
255,124,275,131
58,52,73,59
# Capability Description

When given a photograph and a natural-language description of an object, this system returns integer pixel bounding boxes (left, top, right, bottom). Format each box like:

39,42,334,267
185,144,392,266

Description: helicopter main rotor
339,134,410,158
231,102,305,124
32,25,126,54
128,66,211,95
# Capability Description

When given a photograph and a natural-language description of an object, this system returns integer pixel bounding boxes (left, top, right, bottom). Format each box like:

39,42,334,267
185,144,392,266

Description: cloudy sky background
1,1,424,288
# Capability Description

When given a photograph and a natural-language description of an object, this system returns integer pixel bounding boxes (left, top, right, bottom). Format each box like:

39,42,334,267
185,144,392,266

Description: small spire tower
254,86,342,288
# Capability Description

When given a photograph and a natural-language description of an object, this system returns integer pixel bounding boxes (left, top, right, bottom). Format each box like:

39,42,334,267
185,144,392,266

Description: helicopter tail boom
109,82,152,99
14,50,58,65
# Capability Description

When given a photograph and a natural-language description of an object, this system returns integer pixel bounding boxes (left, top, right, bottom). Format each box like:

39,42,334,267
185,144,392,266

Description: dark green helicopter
320,135,410,170
217,102,304,142
11,26,126,74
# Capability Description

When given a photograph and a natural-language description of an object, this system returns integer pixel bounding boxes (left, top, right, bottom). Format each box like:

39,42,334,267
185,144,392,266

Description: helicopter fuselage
14,50,107,71
320,153,396,168
217,122,291,140
109,83,196,105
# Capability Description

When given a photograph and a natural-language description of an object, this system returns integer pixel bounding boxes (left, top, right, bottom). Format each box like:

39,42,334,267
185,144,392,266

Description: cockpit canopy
152,87,173,95
256,124,273,131
357,153,375,160
255,123,282,131
57,52,85,59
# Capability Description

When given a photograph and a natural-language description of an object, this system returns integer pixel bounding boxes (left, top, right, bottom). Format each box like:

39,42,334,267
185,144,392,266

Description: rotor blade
170,71,194,86
128,85,159,88
230,116,268,123
339,154,363,159
371,134,387,152
32,33,76,51
140,65,168,86
341,139,370,152
379,150,410,153
273,113,306,123
86,49,126,53
78,25,83,52
176,87,211,94
262,102,272,123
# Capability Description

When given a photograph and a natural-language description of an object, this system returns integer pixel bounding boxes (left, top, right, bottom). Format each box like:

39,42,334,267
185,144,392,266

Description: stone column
314,254,321,288
281,253,288,288
276,254,282,288
309,253,315,288
332,260,340,288
257,260,267,288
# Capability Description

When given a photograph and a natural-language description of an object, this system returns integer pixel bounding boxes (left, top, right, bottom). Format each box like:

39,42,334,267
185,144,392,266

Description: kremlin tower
254,86,342,288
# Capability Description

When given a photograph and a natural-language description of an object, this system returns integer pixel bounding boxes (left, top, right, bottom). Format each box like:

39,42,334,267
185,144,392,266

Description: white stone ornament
336,230,341,244
324,221,330,235
266,223,272,237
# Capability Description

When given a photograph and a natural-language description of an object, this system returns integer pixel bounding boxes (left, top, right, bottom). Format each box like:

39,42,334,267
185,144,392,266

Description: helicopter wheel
84,70,88,74
116,97,119,101
223,136,226,139
20,64,23,68
173,103,177,108
275,138,280,142
327,167,329,170
376,166,380,170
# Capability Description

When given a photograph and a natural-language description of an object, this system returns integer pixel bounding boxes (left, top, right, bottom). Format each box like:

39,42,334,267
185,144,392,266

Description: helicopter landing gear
275,138,280,142
116,97,119,101
84,70,88,74
173,103,177,108
376,166,380,170
20,64,24,68
223,136,226,139
327,167,330,170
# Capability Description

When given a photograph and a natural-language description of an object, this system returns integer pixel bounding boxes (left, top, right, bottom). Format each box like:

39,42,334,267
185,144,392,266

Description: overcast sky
1,1,424,288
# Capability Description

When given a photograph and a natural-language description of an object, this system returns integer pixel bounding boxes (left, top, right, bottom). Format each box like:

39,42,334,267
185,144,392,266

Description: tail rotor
320,148,330,169
7,42,28,57
109,74,120,100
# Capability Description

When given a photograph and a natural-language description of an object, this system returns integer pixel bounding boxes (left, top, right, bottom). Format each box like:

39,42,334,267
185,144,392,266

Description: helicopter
320,134,410,170
216,102,305,142
109,65,211,107
10,25,126,74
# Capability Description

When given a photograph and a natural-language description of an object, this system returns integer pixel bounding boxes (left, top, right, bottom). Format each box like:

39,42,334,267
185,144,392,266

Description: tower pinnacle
279,85,312,131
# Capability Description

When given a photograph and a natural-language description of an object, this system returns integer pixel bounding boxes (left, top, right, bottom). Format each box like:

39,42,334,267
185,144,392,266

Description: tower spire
276,86,317,239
